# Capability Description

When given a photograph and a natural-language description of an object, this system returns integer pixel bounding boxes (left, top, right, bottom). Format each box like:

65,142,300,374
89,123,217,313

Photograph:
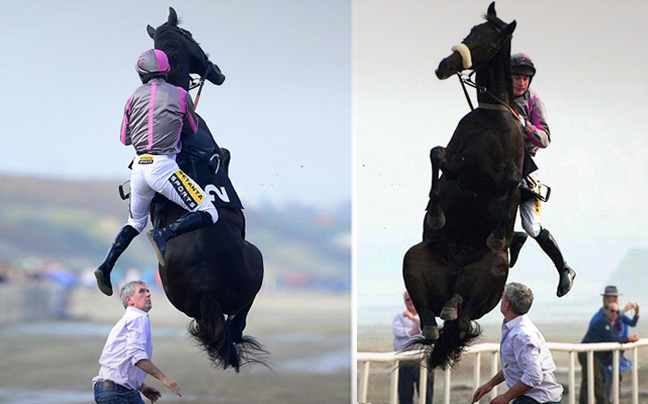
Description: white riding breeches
519,172,542,238
126,154,218,233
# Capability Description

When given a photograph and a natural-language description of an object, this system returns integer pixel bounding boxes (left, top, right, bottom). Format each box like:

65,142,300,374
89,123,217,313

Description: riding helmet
136,49,171,78
511,53,536,77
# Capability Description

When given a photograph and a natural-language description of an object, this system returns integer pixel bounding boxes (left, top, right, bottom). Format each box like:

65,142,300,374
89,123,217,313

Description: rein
193,64,211,110
457,73,520,119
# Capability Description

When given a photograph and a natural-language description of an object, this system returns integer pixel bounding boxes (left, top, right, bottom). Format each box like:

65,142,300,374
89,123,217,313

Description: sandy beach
0,287,351,404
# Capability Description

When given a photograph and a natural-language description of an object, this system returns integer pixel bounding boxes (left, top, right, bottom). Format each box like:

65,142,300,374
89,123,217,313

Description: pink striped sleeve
525,94,550,148
120,96,133,145
528,94,544,131
147,83,157,153
181,90,199,134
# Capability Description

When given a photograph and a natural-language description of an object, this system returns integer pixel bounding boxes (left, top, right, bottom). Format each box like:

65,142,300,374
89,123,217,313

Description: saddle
119,128,244,211
520,151,551,203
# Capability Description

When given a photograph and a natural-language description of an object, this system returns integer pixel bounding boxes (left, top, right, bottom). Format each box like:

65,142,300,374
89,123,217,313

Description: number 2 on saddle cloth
119,128,244,213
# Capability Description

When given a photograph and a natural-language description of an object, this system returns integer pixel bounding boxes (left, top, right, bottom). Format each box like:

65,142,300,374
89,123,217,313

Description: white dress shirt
500,315,563,403
392,312,420,351
92,306,153,390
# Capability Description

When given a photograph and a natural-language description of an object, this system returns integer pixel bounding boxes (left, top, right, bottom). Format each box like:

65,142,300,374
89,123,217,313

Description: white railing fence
357,339,648,404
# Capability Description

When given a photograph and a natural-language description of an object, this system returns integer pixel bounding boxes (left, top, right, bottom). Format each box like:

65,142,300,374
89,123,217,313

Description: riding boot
508,231,528,268
534,228,576,298
94,225,139,296
147,211,214,267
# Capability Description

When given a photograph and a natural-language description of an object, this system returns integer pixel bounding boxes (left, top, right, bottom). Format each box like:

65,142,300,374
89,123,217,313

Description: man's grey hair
120,280,147,308
504,282,534,315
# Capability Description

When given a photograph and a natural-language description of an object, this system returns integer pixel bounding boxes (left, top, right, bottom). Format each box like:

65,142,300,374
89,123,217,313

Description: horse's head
147,7,225,91
435,2,516,80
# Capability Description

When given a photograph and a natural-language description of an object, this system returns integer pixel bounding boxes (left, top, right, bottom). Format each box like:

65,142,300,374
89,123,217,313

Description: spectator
579,301,638,404
92,280,181,403
393,291,434,404
589,285,639,338
588,285,640,401
472,282,563,404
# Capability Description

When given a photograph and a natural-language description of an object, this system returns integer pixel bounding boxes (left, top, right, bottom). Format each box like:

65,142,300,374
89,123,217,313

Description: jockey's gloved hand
517,115,526,128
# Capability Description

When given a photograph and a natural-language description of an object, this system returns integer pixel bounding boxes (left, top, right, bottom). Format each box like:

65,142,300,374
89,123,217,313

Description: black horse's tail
429,317,482,370
188,292,268,371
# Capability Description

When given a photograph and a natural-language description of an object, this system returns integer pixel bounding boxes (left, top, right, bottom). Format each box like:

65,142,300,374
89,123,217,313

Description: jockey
508,53,576,298
95,49,219,296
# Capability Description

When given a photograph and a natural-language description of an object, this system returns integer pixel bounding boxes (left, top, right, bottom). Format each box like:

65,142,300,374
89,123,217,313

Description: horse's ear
168,7,178,26
487,2,496,19
502,20,516,37
147,25,156,39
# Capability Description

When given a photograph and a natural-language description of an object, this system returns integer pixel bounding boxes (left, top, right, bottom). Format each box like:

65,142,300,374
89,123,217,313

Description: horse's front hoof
486,233,506,251
440,306,458,321
426,211,446,229
422,325,439,342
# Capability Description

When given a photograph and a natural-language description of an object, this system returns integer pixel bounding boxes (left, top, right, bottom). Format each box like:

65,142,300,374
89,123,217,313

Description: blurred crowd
0,259,161,321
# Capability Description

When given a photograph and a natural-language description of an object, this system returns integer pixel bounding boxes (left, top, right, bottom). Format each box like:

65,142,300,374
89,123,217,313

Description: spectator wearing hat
587,285,640,402
589,286,640,339
579,301,638,404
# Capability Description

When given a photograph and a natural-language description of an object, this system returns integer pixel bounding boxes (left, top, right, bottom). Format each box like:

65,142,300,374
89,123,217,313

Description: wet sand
0,287,351,404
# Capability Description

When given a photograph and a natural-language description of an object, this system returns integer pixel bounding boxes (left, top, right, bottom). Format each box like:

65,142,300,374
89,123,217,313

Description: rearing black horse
146,7,266,371
403,2,524,369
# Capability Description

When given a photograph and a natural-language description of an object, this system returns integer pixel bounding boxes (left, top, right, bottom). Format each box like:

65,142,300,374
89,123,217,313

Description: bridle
173,26,213,108
451,24,520,120
457,72,520,120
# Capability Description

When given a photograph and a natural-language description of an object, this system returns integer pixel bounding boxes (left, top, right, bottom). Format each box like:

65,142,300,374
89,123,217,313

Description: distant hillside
606,247,648,299
0,173,350,291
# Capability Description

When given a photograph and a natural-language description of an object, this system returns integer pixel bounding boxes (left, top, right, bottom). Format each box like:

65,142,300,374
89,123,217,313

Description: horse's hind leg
420,311,440,342
403,244,441,342
426,147,446,230
226,301,253,343
404,277,440,341
440,294,462,321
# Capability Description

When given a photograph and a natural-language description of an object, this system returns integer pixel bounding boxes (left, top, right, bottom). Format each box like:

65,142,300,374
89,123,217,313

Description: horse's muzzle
435,51,463,80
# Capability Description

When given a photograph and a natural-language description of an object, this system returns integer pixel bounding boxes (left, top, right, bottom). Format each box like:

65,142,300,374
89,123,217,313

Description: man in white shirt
92,281,181,403
472,283,563,404
392,291,434,404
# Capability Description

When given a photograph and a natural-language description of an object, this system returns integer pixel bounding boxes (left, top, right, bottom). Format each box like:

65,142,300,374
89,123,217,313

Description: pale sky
355,0,648,309
4,0,648,323
2,0,350,209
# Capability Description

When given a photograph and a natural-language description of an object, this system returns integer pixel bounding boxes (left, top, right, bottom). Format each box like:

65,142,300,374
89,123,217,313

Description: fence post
612,350,619,404
444,367,451,404
490,351,499,400
358,340,646,404
587,350,594,404
390,360,399,404
358,361,369,403
569,351,576,404
632,347,638,404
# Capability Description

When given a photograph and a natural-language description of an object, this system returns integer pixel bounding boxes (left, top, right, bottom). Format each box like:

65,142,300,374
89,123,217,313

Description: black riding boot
534,228,576,297
147,211,214,267
508,231,528,268
94,225,139,296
